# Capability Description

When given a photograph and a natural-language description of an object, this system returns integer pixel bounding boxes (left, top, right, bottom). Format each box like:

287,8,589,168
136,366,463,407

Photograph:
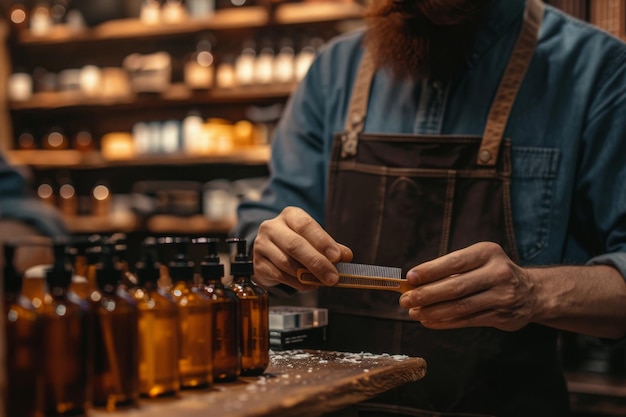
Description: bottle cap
95,239,122,291
46,238,73,290
197,237,224,281
227,238,253,277
164,237,195,281
135,237,161,286
3,242,21,294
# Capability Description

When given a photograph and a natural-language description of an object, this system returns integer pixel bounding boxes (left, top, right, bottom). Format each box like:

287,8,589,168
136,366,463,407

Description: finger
337,243,354,263
252,245,306,288
411,309,494,330
399,270,492,309
273,208,349,284
414,309,523,332
406,242,502,285
253,253,318,291
282,207,349,263
408,288,496,322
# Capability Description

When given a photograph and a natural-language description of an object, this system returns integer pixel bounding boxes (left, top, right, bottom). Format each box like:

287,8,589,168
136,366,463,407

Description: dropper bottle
227,238,269,376
167,236,213,388
196,237,241,382
131,237,180,398
91,239,139,410
41,239,92,416
3,241,44,417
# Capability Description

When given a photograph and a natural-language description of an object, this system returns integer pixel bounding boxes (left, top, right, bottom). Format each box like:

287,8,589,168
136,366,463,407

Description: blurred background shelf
15,2,363,46
7,146,271,169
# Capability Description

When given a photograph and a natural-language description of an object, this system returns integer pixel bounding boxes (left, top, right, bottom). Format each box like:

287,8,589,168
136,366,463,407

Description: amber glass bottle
227,238,269,376
90,240,139,410
83,234,103,297
196,237,241,382
68,236,91,300
41,240,92,416
131,238,180,398
168,237,213,388
4,242,44,417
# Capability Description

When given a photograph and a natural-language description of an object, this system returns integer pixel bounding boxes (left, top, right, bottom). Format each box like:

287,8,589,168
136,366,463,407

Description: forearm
531,264,626,339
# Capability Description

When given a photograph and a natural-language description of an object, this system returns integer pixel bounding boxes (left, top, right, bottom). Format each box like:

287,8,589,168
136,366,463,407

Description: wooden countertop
91,350,427,417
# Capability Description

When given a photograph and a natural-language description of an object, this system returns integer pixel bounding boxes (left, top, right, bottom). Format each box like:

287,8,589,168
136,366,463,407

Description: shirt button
351,113,363,125
479,149,492,163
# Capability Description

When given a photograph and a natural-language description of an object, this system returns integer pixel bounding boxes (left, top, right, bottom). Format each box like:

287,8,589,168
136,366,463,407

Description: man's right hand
251,206,353,290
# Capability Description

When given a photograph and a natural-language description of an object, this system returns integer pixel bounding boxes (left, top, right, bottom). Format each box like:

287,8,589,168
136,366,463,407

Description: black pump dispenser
200,237,224,281
227,238,253,277
46,239,73,291
167,237,194,282
96,239,121,292
3,242,21,296
135,237,161,287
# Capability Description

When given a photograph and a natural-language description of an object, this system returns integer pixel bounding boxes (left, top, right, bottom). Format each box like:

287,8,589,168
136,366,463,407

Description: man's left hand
399,242,537,331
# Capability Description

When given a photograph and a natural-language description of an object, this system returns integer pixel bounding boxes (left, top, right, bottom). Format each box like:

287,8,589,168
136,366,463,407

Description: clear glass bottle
131,237,180,398
90,240,139,410
196,237,241,382
3,242,44,417
227,238,269,376
41,240,92,416
168,237,213,388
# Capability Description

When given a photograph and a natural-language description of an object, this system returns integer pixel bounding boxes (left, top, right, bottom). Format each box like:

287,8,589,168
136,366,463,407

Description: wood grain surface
91,350,427,417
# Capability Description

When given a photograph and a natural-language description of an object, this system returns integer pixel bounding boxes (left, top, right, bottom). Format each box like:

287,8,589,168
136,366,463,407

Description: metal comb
296,262,414,294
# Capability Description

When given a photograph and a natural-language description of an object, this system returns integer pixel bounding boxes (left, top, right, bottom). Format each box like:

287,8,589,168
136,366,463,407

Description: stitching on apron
439,171,457,256
336,161,500,178
370,169,388,263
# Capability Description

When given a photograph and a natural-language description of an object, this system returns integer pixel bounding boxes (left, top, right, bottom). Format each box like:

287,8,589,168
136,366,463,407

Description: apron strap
478,0,545,166
341,46,377,158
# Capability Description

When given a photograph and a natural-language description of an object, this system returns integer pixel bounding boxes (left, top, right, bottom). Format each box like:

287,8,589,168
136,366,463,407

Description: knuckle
482,241,503,255
450,280,467,299
257,218,275,235
447,252,466,271
306,255,328,273
290,214,315,235
283,234,302,254
408,289,425,306
454,298,471,315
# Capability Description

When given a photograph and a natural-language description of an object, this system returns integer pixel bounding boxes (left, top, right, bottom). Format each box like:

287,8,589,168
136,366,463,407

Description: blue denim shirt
236,0,626,279
0,152,67,237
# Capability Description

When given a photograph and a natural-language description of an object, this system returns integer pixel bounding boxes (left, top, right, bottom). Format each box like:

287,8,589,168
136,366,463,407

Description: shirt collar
469,0,526,66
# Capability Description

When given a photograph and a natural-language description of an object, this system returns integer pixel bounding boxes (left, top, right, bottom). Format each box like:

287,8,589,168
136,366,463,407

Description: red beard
365,0,492,81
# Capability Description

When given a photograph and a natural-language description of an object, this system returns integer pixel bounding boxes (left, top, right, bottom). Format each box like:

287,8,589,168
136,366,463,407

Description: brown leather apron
321,0,569,415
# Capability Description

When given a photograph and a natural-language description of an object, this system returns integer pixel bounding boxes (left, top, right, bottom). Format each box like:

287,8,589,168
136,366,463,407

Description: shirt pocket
511,147,561,261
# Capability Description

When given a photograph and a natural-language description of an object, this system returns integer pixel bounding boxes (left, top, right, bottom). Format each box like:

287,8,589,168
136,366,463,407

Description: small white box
269,306,328,330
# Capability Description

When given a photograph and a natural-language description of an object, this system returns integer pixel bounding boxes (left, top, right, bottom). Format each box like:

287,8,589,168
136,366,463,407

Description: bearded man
234,0,626,415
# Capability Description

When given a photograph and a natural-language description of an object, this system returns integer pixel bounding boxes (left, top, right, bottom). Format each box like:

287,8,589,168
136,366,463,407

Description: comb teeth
335,262,402,279
300,274,402,289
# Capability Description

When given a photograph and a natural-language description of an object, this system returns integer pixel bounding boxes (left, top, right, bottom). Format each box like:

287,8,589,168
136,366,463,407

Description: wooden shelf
566,371,626,417
8,83,297,112
567,371,626,398
15,3,363,46
146,214,235,235
7,146,271,169
63,213,139,234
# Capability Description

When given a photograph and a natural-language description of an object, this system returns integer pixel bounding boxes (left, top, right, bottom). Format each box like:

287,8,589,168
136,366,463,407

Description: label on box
269,326,327,351
269,306,328,330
